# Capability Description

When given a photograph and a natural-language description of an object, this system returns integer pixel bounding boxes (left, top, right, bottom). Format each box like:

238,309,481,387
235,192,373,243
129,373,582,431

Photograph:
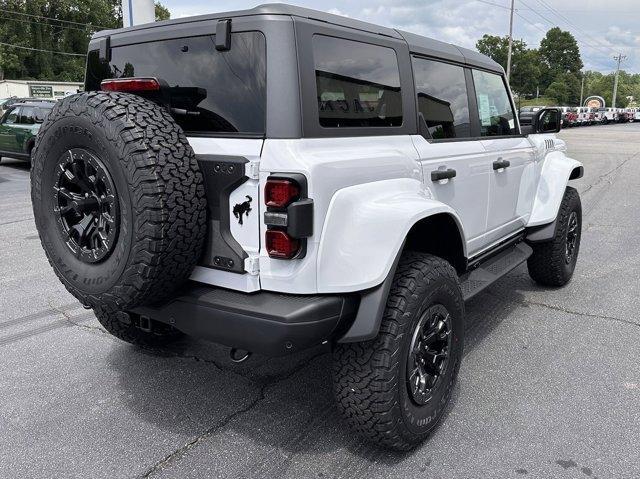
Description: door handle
493,159,511,170
431,168,457,182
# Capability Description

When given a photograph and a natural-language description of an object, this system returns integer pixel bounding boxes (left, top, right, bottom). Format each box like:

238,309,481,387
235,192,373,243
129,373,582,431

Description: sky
160,0,639,73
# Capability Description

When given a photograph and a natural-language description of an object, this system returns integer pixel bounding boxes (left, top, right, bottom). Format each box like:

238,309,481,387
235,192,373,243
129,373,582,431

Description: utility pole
579,75,585,106
612,53,626,108
122,0,155,27
506,0,516,83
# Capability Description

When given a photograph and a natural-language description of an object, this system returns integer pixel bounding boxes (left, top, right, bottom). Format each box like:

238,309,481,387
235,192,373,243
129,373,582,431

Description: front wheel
332,252,464,450
527,187,582,287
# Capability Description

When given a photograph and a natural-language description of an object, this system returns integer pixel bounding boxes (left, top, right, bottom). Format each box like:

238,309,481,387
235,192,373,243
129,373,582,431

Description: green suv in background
0,102,54,162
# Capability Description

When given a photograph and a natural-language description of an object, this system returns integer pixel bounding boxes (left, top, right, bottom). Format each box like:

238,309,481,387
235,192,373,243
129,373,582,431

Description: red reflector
265,179,300,208
266,230,300,259
101,78,160,92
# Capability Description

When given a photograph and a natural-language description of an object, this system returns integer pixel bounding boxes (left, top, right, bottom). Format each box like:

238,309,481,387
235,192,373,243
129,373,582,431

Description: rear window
312,35,402,128
412,57,470,139
85,32,266,135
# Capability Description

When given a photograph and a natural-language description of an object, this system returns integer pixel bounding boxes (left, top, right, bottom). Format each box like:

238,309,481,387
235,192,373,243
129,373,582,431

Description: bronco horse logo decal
233,195,252,225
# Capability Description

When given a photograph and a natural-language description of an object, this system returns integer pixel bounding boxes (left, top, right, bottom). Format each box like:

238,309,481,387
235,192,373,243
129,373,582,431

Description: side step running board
460,242,532,301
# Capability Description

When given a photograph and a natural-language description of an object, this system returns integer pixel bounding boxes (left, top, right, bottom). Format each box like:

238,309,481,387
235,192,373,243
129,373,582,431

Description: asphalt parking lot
1,123,639,479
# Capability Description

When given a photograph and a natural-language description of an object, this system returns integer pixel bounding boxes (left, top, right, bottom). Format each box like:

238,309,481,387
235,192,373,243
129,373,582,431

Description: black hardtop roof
92,3,502,74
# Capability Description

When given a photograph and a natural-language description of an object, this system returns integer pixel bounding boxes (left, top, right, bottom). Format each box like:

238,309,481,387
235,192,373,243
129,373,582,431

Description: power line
532,0,617,55
0,14,91,32
515,1,616,57
514,12,620,73
0,41,86,57
475,0,512,9
0,7,108,30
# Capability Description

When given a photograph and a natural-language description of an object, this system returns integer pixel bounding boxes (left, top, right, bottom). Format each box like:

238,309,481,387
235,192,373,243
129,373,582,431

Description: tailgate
188,137,263,292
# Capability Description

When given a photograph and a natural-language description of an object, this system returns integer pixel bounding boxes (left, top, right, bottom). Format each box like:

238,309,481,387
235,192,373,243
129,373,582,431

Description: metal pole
579,75,584,106
506,0,515,83
122,0,155,27
612,53,626,108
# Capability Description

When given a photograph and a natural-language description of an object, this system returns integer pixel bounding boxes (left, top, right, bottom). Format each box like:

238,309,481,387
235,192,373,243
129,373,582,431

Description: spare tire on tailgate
31,91,207,312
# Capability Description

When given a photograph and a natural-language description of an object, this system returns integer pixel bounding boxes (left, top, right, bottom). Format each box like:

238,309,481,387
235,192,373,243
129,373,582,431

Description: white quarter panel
528,149,582,227
317,178,464,293
411,135,491,256
186,137,263,291
259,136,421,294
481,137,536,244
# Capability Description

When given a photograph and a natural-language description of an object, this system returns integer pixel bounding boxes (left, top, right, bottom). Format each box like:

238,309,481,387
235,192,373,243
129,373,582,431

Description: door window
18,107,35,124
412,57,470,139
4,107,19,124
313,35,402,128
472,70,518,136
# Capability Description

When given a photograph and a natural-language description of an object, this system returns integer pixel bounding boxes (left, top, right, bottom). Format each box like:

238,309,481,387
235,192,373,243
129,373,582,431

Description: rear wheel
332,253,464,450
527,187,582,287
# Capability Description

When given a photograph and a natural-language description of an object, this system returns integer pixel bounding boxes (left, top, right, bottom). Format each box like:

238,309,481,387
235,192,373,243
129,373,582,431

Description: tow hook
230,348,251,363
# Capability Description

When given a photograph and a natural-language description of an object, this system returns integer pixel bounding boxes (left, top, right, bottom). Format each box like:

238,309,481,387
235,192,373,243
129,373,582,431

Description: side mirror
523,108,561,135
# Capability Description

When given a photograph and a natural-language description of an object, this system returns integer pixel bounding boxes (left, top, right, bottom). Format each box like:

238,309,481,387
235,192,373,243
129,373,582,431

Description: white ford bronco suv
31,4,583,450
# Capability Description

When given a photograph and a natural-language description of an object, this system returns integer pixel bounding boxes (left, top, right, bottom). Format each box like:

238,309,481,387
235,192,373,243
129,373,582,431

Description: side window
18,107,35,124
4,107,20,124
472,70,517,136
412,57,470,139
313,35,402,128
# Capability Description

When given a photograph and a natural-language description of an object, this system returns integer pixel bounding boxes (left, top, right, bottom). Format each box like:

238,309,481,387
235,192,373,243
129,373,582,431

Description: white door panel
411,135,492,255
481,137,536,244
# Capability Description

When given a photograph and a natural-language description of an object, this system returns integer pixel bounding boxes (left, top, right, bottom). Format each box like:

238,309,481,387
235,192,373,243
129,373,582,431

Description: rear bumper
132,284,358,357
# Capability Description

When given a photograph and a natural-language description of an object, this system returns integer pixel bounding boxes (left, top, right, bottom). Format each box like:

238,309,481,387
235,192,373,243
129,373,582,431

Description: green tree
476,34,541,96
0,0,170,82
155,2,170,21
545,72,581,104
539,27,583,89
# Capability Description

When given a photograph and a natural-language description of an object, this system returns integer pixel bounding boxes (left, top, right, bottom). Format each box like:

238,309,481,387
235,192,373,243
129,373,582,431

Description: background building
0,80,83,99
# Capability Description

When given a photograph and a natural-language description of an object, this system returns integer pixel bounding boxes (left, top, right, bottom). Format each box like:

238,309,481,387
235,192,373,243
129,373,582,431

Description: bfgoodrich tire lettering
31,92,207,312
332,252,464,450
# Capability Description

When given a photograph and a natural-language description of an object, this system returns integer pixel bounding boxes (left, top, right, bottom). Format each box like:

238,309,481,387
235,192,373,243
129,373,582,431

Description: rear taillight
264,175,312,260
264,179,300,208
101,78,161,92
265,230,300,259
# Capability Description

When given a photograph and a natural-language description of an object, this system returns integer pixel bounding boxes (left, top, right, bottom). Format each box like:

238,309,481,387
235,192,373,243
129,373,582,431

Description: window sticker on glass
478,94,491,127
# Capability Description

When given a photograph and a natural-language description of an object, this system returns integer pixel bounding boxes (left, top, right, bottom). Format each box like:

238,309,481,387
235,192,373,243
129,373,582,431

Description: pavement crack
522,299,640,329
0,217,33,226
48,302,106,336
138,351,327,478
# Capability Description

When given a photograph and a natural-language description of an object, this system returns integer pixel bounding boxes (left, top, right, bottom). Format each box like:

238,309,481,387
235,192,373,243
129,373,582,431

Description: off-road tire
31,92,207,312
332,253,464,450
527,186,581,287
95,307,183,347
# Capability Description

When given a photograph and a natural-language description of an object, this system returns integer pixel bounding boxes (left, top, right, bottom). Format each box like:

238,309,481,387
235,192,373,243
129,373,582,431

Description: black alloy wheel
53,148,119,264
407,304,452,405
565,211,579,264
